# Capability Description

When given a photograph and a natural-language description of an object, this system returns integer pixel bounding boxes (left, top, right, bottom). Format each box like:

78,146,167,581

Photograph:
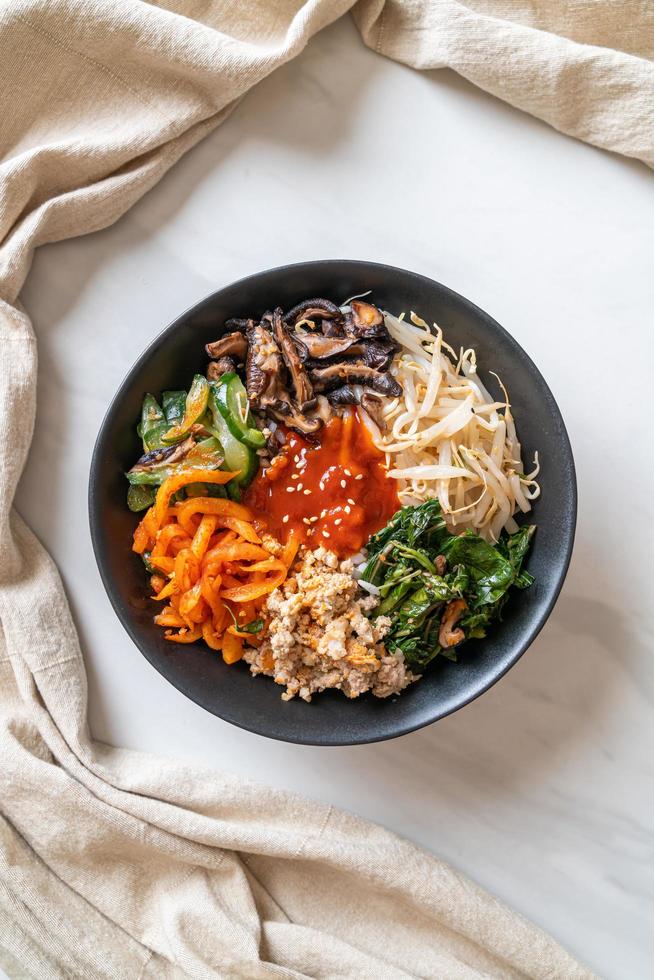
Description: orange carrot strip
164,626,203,644
178,581,203,619
154,612,186,628
174,549,200,593
153,469,238,530
169,537,193,557
204,542,270,565
190,515,218,559
233,558,284,574
152,579,177,601
201,619,223,651
215,517,261,543
132,514,153,554
187,600,209,624
200,572,224,619
281,533,300,569
133,506,160,554
152,523,188,557
150,574,166,595
222,631,244,664
174,496,253,535
147,555,175,575
220,567,286,603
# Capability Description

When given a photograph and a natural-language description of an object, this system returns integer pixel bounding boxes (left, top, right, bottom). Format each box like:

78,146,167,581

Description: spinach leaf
364,500,536,674
440,530,514,606
239,618,264,634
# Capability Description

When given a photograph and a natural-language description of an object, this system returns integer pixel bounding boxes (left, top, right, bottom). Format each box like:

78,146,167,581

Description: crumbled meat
243,546,418,701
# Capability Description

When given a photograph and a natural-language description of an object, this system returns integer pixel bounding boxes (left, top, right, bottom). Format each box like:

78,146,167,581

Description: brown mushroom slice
224,317,251,332
205,331,248,362
342,300,386,338
245,321,322,435
245,322,286,407
207,356,236,381
292,333,360,361
271,308,314,406
360,391,385,428
345,338,398,370
325,384,361,406
311,361,402,397
128,436,196,476
283,297,343,326
269,401,322,436
438,599,467,649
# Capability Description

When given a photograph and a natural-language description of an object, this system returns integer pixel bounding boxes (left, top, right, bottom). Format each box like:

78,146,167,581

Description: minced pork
243,546,417,701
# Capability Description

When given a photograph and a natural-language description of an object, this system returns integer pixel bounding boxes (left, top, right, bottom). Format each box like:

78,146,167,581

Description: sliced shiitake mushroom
438,599,467,648
283,297,343,326
311,361,402,397
343,300,386,338
205,331,248,361
245,323,286,408
292,333,359,361
128,436,196,475
271,308,314,406
207,356,236,381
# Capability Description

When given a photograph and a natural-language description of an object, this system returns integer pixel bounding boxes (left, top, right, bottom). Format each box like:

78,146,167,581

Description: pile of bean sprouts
358,311,540,542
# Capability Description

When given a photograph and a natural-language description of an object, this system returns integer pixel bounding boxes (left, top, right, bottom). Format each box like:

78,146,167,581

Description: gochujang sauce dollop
244,411,400,557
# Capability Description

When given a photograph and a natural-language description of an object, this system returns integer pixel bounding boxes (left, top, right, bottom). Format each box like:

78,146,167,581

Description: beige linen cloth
1,0,650,976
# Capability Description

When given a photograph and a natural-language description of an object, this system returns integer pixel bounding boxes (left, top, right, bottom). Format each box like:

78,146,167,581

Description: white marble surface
15,16,654,980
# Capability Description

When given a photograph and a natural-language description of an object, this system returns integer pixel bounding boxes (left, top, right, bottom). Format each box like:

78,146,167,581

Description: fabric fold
2,0,646,975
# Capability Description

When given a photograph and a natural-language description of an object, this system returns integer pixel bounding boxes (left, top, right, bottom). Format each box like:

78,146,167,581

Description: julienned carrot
222,631,243,664
147,555,176,575
191,515,218,559
281,532,300,569
153,468,239,530
175,496,253,532
220,563,287,602
152,523,188,556
133,486,292,663
165,626,203,644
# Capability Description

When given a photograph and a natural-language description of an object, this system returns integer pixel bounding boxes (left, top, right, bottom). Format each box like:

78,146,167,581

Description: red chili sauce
244,412,400,557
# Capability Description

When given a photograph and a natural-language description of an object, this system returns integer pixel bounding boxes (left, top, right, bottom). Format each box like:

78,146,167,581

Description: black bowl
89,260,576,745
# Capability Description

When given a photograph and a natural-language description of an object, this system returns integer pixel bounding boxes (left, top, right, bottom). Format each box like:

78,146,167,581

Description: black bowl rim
89,259,577,745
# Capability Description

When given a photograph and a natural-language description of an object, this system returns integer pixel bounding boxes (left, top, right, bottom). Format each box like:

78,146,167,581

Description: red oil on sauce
244,411,400,557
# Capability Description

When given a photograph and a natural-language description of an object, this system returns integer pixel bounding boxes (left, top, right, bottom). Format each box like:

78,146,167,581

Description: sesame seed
282,515,289,523
321,509,327,518
347,498,355,505
291,473,299,480
303,489,311,495
340,479,347,488
319,482,325,491
286,486,295,493
344,505,351,514
322,531,330,538
355,474,364,480
303,517,311,525
297,483,303,491
334,518,342,526
344,468,351,476
307,529,314,536
310,516,318,523
294,455,299,463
